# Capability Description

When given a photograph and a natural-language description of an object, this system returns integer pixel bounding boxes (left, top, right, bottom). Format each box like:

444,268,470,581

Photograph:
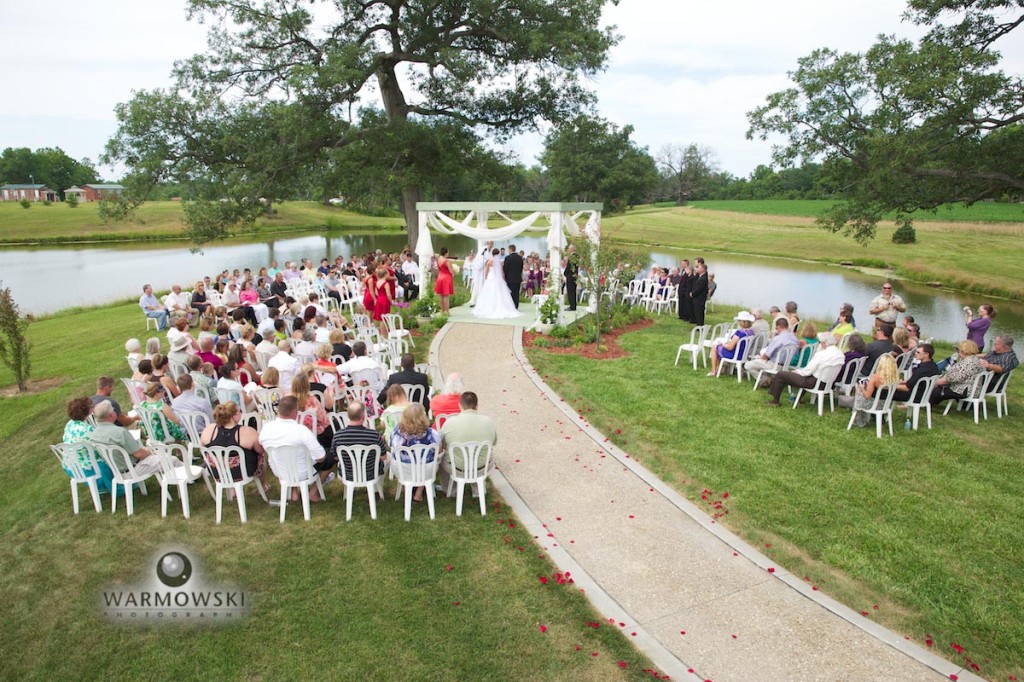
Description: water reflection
1,231,1020,344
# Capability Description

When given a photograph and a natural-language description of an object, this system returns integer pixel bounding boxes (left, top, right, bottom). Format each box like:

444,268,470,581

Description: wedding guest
430,373,463,423
390,404,439,502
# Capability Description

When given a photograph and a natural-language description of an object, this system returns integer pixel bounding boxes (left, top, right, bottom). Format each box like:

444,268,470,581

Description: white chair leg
926,405,932,429
236,486,248,523
455,481,465,517
478,481,487,515
404,485,413,522
139,480,148,496
847,411,856,430
202,472,215,500
112,483,119,514
315,476,325,500
255,478,268,502
125,486,135,516
367,485,378,519
426,485,436,520
279,486,288,523
345,484,354,521
876,415,883,439
161,483,169,517
179,482,190,519
215,486,224,524
300,485,311,521
71,480,80,514
88,480,102,513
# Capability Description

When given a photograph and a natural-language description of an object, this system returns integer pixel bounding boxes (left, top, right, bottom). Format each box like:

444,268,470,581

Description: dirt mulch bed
0,376,68,398
522,318,653,360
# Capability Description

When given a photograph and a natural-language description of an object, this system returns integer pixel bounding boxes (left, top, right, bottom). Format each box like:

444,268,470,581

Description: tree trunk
377,62,423,251
401,185,423,252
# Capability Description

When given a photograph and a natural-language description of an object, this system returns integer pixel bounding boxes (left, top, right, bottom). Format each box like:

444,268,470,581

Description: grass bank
527,308,1023,681
0,200,405,244
605,205,1024,299
691,199,1024,223
0,302,655,679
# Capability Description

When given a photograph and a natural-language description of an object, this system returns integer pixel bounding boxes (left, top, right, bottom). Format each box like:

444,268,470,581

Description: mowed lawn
0,200,404,242
690,199,1024,223
605,205,1024,299
0,303,655,680
527,309,1024,682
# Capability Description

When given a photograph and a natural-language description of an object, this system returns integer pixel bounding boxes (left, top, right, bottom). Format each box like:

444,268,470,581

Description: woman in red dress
434,247,454,313
372,266,392,325
362,269,377,313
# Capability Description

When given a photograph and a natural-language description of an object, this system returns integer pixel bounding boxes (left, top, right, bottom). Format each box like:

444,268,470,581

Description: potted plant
535,294,560,334
410,295,439,325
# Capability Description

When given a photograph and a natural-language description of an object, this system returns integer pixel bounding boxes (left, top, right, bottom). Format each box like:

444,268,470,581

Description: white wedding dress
473,256,522,319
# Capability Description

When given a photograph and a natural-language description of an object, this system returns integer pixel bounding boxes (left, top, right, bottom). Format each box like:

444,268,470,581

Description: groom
469,240,493,307
503,244,524,309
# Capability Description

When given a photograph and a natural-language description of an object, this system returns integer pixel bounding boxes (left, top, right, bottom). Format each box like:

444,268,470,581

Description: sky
1,0,1020,180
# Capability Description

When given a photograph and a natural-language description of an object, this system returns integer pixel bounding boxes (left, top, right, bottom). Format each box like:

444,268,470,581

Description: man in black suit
503,244,525,309
376,353,430,412
689,262,709,326
862,323,897,377
677,258,692,321
563,246,579,311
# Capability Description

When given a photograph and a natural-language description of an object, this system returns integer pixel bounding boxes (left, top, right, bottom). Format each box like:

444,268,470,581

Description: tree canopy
541,115,659,211
105,0,620,246
747,0,1024,243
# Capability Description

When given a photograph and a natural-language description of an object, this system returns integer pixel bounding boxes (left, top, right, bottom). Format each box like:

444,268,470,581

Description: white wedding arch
414,202,603,297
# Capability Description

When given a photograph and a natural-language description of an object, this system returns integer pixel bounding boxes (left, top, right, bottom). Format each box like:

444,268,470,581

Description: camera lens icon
156,552,193,588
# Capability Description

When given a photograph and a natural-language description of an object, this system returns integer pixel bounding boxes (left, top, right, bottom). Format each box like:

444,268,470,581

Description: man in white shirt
257,307,279,340
217,362,256,411
259,396,331,500
765,333,845,406
337,341,383,387
268,341,301,390
746,317,800,385
164,284,197,324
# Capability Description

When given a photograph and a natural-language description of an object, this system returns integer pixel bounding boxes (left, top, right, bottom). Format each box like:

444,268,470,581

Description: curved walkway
431,321,979,682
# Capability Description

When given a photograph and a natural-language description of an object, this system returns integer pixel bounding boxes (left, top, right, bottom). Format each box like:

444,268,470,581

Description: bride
473,248,522,319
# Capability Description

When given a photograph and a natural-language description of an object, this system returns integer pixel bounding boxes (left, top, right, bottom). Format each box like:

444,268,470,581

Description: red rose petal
731,634,737,639
591,652,599,657
767,567,775,574
617,661,627,668
680,630,686,635
539,625,547,633
445,564,453,571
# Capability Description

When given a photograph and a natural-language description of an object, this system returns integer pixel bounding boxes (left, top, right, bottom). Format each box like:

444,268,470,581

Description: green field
690,199,1024,222
528,309,1024,682
604,205,1024,299
0,200,404,243
0,303,654,680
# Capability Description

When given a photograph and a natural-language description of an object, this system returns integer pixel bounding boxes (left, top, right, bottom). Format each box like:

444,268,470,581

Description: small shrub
549,325,570,339
0,283,33,392
43,200,52,206
66,194,79,208
19,199,30,209
410,295,439,317
892,223,917,244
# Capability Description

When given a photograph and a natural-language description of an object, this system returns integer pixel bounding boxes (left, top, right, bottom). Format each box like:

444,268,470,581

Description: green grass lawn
0,303,655,680
690,199,1024,223
527,308,1024,682
605,205,1024,299
0,200,404,243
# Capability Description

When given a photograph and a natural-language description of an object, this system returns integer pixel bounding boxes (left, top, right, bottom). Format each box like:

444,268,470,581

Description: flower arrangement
538,294,560,325
410,295,439,318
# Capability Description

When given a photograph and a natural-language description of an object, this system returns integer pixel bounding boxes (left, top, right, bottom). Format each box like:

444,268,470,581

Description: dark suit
678,270,693,321
689,272,708,325
503,252,524,309
377,369,430,412
862,340,897,377
563,257,579,311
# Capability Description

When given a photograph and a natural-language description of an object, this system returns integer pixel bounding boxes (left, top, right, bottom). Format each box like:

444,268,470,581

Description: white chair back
267,445,318,484
52,442,104,514
391,443,439,485
905,374,940,430
93,442,153,516
445,441,494,516
834,357,868,396
401,383,426,405
177,410,208,444
216,386,245,407
251,388,281,420
983,369,1013,418
202,444,259,485
121,378,147,407
138,405,176,444
336,444,382,486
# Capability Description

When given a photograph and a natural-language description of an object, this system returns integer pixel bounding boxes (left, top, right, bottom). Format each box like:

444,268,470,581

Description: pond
1,230,1020,345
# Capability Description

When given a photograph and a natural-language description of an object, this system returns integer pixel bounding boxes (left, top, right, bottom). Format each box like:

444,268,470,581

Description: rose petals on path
731,634,738,639
680,630,686,635
767,567,775,574
617,661,627,668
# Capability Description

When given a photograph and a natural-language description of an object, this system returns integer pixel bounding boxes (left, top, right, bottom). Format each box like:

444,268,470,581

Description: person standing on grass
869,282,906,329
689,262,709,326
677,259,692,322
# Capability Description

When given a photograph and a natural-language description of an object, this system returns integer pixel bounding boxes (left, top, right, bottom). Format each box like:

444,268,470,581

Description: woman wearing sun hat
708,311,756,377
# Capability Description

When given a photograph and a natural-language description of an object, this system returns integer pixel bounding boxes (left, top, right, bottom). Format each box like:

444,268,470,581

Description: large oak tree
747,0,1023,244
105,0,619,247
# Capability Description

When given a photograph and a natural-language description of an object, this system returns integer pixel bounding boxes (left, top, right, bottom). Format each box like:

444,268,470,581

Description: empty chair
674,325,710,370
847,382,901,438
445,441,494,517
121,378,147,408
336,444,385,521
382,313,415,347
267,445,326,522
904,375,940,431
942,370,994,424
391,443,441,521
93,443,155,516
150,442,210,519
793,363,844,415
202,445,269,523
983,370,1013,418
51,442,105,514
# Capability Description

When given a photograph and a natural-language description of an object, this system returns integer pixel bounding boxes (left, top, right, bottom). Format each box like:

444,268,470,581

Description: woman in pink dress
433,247,454,313
372,266,391,323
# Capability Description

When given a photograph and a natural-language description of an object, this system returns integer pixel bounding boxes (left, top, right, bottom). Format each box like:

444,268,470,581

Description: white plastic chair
445,441,494,517
121,378,147,408
144,314,158,331
201,445,269,523
382,313,415,348
267,445,326,522
391,443,440,521
847,382,901,438
167,359,188,380
751,345,797,392
251,388,281,420
433,412,455,431
675,324,710,369
150,442,210,519
652,285,678,315
702,322,732,358
895,350,917,380
51,442,104,514
983,370,1013,418
255,351,275,373
401,383,427,406
126,356,140,374
793,363,844,415
942,370,994,423
93,443,154,516
833,357,868,397
138,405,177,445
336,444,384,521
905,375,939,431
716,334,756,382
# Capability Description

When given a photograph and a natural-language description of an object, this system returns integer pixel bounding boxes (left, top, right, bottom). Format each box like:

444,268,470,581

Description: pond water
1,230,1021,345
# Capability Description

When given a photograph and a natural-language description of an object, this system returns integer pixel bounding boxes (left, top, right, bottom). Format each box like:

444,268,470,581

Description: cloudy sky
1,0,1019,179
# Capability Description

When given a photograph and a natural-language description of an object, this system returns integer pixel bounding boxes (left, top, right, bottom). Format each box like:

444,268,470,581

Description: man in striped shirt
330,402,387,480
